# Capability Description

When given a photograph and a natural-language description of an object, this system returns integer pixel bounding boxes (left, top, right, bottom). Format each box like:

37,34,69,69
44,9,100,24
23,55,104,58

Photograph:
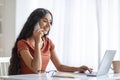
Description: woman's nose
47,22,51,27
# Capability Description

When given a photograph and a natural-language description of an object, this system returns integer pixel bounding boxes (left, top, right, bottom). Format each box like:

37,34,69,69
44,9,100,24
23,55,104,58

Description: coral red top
17,37,54,74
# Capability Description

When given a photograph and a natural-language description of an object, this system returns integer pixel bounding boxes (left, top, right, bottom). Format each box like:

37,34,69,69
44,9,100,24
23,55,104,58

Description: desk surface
0,72,120,80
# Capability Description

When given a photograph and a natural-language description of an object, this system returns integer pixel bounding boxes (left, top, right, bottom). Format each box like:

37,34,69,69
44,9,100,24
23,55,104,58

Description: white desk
0,72,120,80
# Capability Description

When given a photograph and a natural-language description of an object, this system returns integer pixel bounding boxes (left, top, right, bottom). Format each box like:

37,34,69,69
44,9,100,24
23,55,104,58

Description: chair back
0,57,10,76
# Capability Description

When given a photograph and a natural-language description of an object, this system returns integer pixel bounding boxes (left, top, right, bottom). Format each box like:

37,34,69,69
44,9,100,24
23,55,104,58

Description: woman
8,8,92,75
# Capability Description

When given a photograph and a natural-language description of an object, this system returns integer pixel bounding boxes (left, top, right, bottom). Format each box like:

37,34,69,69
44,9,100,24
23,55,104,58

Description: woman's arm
19,29,44,73
51,49,92,73
31,41,42,72
19,41,42,73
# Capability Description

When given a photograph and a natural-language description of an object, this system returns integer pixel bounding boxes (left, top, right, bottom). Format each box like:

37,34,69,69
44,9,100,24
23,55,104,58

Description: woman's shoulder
17,39,30,51
18,39,28,45
44,37,55,49
17,39,32,48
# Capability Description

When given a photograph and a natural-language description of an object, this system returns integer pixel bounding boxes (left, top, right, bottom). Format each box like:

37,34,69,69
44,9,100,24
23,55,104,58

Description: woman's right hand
33,28,44,43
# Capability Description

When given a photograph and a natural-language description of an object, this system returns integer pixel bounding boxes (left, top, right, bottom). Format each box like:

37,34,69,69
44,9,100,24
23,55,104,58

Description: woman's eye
43,20,47,22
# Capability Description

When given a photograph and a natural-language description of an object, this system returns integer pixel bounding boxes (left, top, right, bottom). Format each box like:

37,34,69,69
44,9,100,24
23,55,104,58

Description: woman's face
39,13,52,35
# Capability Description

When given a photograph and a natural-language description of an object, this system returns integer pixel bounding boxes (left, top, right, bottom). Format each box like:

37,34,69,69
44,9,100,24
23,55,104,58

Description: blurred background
0,0,120,72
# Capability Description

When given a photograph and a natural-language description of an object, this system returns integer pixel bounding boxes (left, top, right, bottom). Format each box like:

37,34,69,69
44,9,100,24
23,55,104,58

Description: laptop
86,50,116,77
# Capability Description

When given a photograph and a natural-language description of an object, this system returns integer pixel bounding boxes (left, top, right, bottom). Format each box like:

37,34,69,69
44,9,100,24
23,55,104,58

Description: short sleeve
49,39,55,51
17,40,29,52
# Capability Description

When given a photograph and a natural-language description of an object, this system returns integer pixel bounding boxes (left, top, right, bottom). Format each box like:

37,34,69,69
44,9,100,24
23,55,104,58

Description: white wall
2,0,16,56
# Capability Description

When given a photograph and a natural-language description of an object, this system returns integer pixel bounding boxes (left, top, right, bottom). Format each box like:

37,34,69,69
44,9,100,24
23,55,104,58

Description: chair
0,57,10,76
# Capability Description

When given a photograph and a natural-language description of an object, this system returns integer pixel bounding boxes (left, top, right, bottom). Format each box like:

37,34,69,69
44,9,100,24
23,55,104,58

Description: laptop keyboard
85,72,97,76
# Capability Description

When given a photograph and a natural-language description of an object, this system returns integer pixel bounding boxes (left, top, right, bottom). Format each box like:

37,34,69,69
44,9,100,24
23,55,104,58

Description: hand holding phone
35,22,40,30
34,22,44,37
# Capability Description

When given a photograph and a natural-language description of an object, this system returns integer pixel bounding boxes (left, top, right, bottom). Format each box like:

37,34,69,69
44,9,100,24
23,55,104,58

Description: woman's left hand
78,65,93,73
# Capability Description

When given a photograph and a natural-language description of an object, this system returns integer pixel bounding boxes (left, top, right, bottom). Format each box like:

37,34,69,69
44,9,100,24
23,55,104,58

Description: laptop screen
97,50,116,76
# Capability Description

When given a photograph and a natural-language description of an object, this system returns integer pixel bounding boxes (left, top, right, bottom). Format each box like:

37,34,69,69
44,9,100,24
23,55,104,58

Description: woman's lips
42,30,48,34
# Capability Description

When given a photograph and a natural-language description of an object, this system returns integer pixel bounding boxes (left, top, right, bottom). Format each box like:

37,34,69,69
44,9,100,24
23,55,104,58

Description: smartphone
35,22,40,30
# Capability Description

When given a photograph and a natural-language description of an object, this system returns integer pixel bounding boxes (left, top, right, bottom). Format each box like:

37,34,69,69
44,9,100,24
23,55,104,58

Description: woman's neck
27,37,45,47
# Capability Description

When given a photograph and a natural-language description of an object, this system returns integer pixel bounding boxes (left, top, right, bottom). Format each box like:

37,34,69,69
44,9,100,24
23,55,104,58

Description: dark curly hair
8,8,53,75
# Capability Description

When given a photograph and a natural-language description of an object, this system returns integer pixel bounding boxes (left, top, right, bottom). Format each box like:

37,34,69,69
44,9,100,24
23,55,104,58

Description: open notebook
86,50,116,76
52,72,85,78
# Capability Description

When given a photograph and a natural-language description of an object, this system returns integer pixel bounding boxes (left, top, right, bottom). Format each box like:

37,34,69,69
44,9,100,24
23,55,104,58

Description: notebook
86,50,116,77
52,72,82,78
